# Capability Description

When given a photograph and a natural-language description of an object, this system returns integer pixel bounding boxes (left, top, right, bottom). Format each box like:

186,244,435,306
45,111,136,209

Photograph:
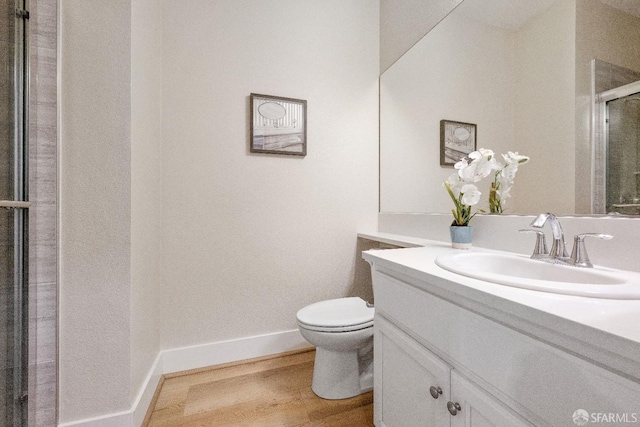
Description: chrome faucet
530,213,569,261
524,214,613,267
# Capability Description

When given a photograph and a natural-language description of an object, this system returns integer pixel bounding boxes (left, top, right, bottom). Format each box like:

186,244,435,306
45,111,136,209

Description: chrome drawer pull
447,401,461,416
429,386,442,399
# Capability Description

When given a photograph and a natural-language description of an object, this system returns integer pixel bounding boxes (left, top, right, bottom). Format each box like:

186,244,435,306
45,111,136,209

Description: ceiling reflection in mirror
380,0,640,216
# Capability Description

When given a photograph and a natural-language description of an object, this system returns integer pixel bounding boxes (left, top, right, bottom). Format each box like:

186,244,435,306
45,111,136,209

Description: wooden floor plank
182,390,309,427
299,387,373,421
301,404,374,427
183,362,313,415
146,350,374,426
154,351,315,411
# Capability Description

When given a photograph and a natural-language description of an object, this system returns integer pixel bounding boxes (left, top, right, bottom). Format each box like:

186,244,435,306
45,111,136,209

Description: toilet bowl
296,297,374,400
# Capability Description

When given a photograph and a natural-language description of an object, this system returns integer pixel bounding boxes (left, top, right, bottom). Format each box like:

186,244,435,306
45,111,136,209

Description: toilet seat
296,297,374,332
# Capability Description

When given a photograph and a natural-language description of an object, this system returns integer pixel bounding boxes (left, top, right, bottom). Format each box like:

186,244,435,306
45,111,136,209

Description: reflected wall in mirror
380,0,640,216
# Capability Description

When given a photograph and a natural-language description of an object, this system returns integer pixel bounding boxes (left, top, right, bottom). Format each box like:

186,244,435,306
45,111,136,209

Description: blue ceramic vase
450,225,473,249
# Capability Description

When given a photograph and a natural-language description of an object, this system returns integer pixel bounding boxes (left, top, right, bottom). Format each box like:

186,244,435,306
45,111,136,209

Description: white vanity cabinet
449,370,533,427
375,316,451,426
375,315,531,427
366,259,640,427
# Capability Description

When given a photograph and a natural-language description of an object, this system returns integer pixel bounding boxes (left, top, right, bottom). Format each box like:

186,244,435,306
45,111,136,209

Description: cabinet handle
429,386,442,399
447,401,462,416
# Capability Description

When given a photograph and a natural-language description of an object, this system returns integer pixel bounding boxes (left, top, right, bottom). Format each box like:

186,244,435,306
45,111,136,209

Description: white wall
160,0,379,350
59,0,132,422
59,0,379,423
131,0,163,411
380,11,516,213
512,0,575,214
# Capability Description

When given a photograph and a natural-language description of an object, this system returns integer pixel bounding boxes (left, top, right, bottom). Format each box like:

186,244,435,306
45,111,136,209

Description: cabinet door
375,316,451,427
449,371,533,427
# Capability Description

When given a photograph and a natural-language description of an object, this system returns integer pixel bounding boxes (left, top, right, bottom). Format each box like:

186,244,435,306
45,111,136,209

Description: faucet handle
519,229,548,259
569,233,613,268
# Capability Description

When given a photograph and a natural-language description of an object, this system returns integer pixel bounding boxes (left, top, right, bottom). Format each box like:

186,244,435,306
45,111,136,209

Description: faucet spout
530,213,569,259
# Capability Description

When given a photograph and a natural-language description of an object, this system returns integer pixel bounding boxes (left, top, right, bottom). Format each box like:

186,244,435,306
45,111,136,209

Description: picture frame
440,120,477,166
250,93,307,156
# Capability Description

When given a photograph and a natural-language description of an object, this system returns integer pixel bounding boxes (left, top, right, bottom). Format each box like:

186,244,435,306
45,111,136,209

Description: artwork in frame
250,93,307,156
440,120,477,166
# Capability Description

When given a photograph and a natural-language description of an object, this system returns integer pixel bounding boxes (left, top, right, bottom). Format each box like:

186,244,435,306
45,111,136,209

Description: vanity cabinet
449,370,533,427
375,316,450,426
369,266,640,427
376,315,531,427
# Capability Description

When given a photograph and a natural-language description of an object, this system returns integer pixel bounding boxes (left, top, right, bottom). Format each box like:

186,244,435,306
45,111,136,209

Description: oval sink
435,251,640,299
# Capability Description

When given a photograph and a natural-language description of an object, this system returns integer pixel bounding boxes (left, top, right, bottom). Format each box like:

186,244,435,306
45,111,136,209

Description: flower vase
450,225,473,249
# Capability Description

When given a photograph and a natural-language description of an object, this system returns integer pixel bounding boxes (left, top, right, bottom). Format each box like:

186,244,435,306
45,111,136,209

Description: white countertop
359,231,640,381
357,231,433,248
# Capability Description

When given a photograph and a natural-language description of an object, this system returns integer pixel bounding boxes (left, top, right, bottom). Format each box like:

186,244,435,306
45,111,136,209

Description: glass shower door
1,0,30,425
606,87,640,215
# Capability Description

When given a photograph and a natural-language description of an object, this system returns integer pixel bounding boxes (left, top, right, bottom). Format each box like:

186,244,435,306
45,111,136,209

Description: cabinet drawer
373,271,640,426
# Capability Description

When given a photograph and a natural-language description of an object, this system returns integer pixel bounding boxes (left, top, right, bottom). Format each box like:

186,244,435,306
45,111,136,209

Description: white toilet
296,297,374,399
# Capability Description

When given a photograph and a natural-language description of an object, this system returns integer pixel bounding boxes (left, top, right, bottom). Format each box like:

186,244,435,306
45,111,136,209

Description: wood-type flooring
145,349,374,426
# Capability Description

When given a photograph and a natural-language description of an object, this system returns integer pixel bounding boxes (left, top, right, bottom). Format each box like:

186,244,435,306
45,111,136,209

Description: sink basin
435,251,640,299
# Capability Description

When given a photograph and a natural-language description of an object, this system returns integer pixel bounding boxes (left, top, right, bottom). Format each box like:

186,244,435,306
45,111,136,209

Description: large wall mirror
380,0,640,216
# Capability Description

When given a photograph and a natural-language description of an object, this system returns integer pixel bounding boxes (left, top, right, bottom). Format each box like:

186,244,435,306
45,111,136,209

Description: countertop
358,231,640,382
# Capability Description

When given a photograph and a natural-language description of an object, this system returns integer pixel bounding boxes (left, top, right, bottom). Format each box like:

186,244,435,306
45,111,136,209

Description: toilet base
311,343,373,400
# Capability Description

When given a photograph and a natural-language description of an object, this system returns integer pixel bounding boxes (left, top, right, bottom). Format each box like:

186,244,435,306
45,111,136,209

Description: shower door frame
1,0,31,424
594,79,640,214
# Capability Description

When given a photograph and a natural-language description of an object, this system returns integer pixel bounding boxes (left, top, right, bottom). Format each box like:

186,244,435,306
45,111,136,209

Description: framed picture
440,120,477,166
250,93,307,156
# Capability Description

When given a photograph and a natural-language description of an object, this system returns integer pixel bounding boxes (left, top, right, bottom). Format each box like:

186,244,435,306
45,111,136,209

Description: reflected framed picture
440,120,476,166
250,93,307,156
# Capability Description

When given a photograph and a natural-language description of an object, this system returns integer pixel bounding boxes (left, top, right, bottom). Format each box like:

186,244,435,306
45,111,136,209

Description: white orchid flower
444,173,462,197
500,163,518,183
503,151,529,165
454,148,498,183
445,147,529,220
454,158,469,171
476,157,498,177
460,184,481,206
465,148,499,180
445,172,459,186
492,151,529,212
496,184,511,200
459,159,495,182
477,148,495,159
458,162,479,182
467,150,481,161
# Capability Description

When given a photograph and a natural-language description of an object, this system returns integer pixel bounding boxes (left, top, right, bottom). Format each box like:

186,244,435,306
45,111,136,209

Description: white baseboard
58,411,133,427
161,329,310,374
132,352,163,426
59,329,311,427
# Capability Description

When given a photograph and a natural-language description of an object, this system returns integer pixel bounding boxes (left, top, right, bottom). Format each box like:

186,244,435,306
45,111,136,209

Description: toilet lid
296,297,374,329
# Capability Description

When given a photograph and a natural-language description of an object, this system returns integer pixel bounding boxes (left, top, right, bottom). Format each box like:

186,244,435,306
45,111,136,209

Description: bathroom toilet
296,297,374,399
